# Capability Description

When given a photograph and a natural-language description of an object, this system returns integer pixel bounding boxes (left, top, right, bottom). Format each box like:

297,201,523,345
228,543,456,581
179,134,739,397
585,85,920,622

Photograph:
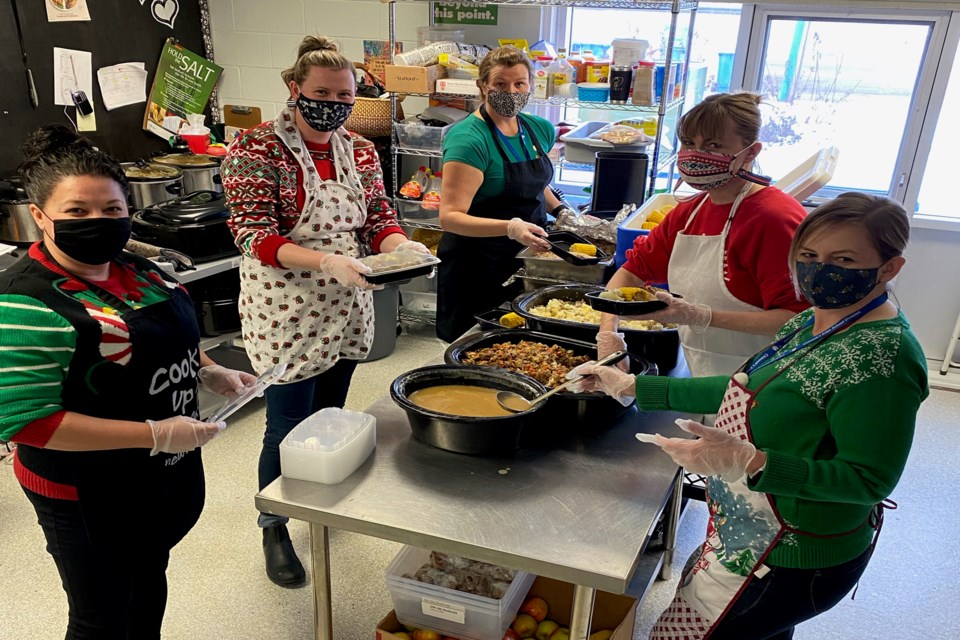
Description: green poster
143,38,223,139
433,2,498,26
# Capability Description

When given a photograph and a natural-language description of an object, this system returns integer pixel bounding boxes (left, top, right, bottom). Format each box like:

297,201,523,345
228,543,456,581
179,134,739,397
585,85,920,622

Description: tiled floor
1,325,958,639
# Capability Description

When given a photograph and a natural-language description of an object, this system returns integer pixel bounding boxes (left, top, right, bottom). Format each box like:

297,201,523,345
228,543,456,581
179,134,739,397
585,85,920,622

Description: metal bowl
511,283,681,373
390,364,548,456
444,328,656,426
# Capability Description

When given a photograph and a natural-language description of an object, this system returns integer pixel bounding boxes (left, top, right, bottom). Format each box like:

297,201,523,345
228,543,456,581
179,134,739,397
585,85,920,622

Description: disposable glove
636,418,757,482
147,416,225,456
393,240,432,255
564,362,636,406
318,253,377,290
596,330,629,372
630,291,711,333
198,365,257,399
506,217,551,251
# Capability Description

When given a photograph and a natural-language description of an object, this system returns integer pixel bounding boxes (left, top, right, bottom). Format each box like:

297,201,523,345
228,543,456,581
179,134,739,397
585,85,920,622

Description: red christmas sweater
222,123,405,267
624,187,810,312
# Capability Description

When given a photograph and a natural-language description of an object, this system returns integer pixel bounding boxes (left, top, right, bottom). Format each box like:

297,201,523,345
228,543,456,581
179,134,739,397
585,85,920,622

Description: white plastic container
279,407,376,485
616,193,678,266
385,545,536,640
560,120,651,165
774,146,839,202
611,38,650,66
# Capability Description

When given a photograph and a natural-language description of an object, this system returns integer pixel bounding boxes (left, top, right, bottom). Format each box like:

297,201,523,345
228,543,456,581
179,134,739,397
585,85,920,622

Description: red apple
502,630,521,640
535,620,560,640
519,596,549,623
512,613,538,638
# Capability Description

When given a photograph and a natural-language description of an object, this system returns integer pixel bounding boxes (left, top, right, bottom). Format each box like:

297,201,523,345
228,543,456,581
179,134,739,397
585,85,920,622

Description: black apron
18,250,206,552
436,107,554,342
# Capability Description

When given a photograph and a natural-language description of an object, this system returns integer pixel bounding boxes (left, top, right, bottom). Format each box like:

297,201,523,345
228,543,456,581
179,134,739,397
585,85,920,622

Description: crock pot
152,153,223,194
0,179,40,245
121,161,183,210
131,190,239,263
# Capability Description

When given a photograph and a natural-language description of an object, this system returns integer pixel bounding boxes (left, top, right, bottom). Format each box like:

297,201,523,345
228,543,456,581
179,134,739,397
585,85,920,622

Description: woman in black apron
436,46,570,342
0,126,252,639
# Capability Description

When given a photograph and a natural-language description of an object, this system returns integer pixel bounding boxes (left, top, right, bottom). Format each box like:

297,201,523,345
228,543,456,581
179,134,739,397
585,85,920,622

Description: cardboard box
384,65,447,94
376,576,638,640
436,78,481,97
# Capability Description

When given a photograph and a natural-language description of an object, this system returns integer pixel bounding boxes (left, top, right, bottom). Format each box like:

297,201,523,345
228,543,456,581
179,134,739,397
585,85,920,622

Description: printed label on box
421,598,466,624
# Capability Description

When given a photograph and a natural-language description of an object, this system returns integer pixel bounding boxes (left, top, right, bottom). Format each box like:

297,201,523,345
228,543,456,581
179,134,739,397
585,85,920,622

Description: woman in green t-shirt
572,192,928,639
435,46,569,341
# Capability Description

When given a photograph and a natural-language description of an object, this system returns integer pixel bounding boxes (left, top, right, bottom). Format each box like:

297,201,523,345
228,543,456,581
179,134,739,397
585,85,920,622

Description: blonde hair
678,91,763,145
476,46,534,93
281,36,353,86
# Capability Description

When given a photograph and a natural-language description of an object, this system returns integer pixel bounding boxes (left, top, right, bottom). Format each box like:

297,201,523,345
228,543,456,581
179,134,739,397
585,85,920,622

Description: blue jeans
707,548,873,640
257,358,358,528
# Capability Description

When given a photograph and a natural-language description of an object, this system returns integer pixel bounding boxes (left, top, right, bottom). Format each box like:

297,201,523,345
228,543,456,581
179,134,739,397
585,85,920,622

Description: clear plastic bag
588,123,653,145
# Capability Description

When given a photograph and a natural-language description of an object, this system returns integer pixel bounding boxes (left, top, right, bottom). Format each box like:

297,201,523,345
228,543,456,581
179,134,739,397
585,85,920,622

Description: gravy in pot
408,385,515,417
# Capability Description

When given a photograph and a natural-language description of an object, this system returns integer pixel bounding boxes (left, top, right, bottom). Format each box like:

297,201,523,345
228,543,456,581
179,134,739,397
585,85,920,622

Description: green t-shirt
441,112,556,203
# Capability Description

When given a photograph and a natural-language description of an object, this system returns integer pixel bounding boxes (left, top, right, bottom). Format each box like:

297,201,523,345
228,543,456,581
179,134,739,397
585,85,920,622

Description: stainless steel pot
122,161,184,210
152,154,222,194
0,199,41,245
391,364,547,456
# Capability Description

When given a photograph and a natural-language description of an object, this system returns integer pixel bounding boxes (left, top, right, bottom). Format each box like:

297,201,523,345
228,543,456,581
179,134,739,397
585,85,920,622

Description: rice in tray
528,299,671,331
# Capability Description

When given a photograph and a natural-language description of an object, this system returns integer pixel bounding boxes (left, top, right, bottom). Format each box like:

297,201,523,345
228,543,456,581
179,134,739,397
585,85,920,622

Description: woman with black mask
0,125,253,638
221,35,428,588
435,45,569,342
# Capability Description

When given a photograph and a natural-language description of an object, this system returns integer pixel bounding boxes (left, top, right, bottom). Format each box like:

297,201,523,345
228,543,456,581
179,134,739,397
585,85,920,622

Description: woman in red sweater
222,36,429,588
600,92,809,376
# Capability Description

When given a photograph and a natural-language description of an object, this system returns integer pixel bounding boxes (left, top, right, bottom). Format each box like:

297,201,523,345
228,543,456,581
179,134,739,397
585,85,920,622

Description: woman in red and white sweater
222,35,429,588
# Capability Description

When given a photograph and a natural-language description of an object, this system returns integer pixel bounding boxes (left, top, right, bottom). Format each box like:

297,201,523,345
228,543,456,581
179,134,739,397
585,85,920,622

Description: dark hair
18,125,129,207
678,91,763,146
790,192,910,267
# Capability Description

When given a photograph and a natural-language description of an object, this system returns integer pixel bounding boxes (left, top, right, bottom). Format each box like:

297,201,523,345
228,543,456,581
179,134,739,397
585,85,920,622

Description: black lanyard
744,293,889,375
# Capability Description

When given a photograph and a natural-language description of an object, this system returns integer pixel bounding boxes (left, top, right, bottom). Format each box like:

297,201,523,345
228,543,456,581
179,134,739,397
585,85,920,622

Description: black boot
262,524,306,588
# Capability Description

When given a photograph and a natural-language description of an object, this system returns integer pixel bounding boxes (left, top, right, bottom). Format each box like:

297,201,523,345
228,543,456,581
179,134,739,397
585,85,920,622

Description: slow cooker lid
123,161,182,181
0,178,28,202
141,190,228,224
153,153,220,168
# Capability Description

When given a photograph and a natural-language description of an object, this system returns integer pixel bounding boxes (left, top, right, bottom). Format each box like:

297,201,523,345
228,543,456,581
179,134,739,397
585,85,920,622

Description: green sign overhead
434,2,498,26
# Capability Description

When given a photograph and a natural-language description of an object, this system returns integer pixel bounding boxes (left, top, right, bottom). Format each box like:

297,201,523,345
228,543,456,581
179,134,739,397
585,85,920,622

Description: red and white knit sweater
222,122,404,267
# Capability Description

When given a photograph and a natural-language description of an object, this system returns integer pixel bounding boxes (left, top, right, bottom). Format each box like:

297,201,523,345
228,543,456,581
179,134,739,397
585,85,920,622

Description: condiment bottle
399,166,429,199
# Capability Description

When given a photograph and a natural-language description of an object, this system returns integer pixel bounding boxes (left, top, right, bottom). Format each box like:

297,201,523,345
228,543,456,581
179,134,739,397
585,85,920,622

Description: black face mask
293,95,354,132
43,214,132,265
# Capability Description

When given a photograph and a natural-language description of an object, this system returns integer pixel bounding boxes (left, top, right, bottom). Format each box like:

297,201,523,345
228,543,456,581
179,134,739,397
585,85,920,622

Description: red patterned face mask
676,144,772,191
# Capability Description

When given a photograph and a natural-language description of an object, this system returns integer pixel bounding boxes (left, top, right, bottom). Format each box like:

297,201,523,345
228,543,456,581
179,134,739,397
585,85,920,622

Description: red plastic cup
181,134,210,154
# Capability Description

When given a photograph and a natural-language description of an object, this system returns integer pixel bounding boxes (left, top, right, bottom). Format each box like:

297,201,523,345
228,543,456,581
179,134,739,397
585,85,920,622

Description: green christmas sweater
635,309,928,569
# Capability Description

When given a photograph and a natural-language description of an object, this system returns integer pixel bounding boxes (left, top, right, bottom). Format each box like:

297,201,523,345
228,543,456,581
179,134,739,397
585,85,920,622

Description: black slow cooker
131,190,239,263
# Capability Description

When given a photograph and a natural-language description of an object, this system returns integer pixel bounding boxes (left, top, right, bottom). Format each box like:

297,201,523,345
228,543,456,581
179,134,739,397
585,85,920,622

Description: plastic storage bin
394,119,455,152
386,545,536,640
396,197,440,224
279,407,376,484
577,82,610,103
615,193,678,267
560,121,651,166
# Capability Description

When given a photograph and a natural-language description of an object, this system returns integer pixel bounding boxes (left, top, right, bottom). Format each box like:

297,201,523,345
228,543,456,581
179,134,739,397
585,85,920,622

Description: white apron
667,187,772,377
239,109,374,383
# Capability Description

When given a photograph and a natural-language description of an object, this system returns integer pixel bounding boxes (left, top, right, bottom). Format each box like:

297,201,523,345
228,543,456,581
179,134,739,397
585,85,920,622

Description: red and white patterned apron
650,365,885,639
239,109,374,383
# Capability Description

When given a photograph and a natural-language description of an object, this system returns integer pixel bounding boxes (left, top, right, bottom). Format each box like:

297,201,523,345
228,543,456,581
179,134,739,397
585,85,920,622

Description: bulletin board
0,0,215,176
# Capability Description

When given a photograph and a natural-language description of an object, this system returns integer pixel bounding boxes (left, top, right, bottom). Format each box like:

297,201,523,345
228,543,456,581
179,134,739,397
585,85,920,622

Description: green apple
535,619,560,640
549,628,571,640
512,613,538,638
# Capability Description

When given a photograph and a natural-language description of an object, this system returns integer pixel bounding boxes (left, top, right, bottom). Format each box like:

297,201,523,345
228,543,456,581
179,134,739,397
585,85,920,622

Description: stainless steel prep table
257,389,689,640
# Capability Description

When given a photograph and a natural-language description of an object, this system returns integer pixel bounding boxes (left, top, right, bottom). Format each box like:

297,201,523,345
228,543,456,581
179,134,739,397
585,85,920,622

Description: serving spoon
496,350,628,413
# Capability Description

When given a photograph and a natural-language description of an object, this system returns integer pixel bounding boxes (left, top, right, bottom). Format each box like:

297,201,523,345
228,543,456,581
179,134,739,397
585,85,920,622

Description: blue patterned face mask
795,261,881,309
293,95,353,132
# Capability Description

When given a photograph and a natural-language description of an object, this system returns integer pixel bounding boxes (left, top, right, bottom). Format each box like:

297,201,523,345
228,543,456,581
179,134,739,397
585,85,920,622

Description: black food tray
546,230,607,266
473,306,516,331
584,289,676,315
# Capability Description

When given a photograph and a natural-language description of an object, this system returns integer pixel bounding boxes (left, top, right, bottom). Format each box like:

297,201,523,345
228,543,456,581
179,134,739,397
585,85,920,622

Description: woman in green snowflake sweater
575,192,928,639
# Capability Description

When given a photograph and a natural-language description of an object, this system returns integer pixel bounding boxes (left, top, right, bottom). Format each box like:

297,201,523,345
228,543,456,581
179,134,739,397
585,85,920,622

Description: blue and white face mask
292,95,353,132
795,261,881,309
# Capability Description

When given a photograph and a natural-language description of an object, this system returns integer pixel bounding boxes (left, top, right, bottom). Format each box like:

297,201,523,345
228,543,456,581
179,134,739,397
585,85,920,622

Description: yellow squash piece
641,221,658,230
646,210,666,223
499,312,525,328
569,243,597,256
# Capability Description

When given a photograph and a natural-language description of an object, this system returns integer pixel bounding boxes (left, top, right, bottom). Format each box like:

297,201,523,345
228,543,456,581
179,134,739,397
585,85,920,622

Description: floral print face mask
486,90,530,118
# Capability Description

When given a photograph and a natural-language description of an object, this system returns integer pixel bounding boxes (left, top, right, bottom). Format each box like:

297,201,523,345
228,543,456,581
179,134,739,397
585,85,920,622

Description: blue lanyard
494,118,533,163
744,293,889,375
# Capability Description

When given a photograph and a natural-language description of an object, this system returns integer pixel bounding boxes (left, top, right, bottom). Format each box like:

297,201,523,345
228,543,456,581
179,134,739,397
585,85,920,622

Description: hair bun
20,125,92,165
298,35,339,59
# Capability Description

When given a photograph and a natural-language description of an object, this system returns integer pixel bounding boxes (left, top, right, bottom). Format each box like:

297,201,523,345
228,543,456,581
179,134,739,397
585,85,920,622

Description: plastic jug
399,166,429,199
421,172,442,210
548,52,576,97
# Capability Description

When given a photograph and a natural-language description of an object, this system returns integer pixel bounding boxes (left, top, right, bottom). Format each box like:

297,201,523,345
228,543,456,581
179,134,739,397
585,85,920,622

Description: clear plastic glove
198,365,257,399
597,330,629,372
147,416,225,456
394,240,432,255
630,291,711,333
506,217,551,250
565,362,636,406
637,418,757,482
318,253,377,290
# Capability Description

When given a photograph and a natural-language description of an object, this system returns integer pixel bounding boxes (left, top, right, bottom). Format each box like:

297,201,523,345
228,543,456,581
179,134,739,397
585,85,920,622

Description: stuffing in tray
462,340,589,388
